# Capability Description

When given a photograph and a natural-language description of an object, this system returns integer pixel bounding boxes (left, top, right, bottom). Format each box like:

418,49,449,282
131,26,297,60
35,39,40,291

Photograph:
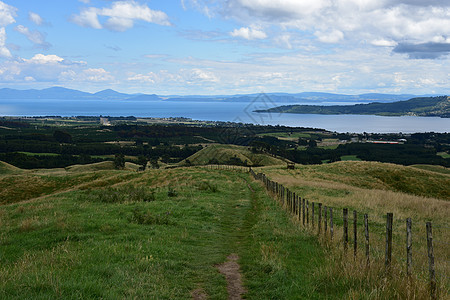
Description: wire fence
249,168,449,300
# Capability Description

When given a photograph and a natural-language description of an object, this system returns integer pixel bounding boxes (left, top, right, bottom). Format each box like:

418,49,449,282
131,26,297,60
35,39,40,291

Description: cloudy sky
0,0,449,95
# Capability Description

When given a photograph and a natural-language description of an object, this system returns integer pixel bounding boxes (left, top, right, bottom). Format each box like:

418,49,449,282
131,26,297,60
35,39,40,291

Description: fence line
248,167,447,298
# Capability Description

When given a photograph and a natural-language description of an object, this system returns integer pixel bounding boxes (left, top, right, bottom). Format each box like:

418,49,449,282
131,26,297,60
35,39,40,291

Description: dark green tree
114,153,125,169
137,155,148,170
308,139,317,148
53,130,72,143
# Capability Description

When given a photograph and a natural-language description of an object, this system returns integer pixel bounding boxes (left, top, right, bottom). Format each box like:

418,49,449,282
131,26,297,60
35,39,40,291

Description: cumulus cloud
0,1,16,27
230,26,267,40
187,0,450,59
185,68,218,83
128,72,157,83
71,0,171,32
0,53,115,86
26,54,64,64
0,1,17,58
14,25,51,50
0,27,11,57
29,12,44,26
80,68,114,82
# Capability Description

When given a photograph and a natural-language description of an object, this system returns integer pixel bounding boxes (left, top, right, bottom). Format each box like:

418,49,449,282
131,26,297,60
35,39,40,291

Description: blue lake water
1,99,449,133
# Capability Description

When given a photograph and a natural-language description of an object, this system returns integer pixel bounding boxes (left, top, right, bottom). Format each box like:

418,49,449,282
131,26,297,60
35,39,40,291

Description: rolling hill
180,144,286,166
255,96,450,118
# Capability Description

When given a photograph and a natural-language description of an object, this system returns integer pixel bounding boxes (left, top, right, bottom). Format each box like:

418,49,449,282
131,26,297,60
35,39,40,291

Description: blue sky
0,0,449,95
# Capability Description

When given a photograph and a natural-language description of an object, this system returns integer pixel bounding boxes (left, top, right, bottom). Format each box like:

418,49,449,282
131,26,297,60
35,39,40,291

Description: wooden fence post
385,213,393,271
286,188,289,210
302,198,306,226
426,222,436,300
306,201,309,225
343,208,348,252
353,210,357,259
406,218,412,276
294,196,297,217
324,206,328,234
364,213,369,266
318,203,322,234
330,207,334,240
312,202,315,227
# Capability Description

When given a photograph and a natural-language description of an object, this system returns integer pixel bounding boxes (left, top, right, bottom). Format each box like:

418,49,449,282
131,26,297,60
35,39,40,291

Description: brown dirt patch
191,288,207,300
217,254,246,300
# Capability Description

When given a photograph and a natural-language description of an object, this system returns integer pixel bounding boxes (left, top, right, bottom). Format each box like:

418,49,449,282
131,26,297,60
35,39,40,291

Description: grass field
0,164,347,299
411,164,450,175
1,160,448,299
260,161,449,298
437,152,450,159
340,155,362,161
257,132,313,140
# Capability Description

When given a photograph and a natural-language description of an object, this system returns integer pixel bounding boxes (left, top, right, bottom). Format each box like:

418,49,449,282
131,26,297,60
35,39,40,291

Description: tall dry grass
258,162,449,299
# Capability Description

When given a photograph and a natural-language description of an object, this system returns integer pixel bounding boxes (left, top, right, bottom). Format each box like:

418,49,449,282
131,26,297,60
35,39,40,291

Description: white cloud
188,0,450,56
315,30,344,43
82,68,114,82
29,12,44,26
0,53,116,87
225,0,330,21
71,7,102,29
14,25,51,49
0,1,16,27
128,72,157,83
128,68,218,85
185,68,218,83
371,39,397,47
71,0,171,31
0,1,17,58
27,54,64,64
0,27,11,58
230,26,267,40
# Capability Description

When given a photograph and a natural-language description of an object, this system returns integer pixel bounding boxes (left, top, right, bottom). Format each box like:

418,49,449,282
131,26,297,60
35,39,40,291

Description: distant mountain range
255,96,450,118
0,87,440,104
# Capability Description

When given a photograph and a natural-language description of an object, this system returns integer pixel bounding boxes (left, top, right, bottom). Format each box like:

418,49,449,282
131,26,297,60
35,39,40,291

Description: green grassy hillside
180,144,286,167
0,161,25,175
1,160,448,298
263,160,450,200
0,166,335,299
410,164,450,175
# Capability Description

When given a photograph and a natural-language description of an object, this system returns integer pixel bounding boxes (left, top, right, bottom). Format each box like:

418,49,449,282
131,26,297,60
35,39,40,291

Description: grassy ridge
180,144,285,166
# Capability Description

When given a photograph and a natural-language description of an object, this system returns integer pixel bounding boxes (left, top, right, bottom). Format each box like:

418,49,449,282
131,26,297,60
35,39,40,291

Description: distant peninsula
254,96,450,118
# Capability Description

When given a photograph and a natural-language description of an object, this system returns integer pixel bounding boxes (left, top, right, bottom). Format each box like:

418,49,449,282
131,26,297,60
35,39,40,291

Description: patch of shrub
167,186,178,197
